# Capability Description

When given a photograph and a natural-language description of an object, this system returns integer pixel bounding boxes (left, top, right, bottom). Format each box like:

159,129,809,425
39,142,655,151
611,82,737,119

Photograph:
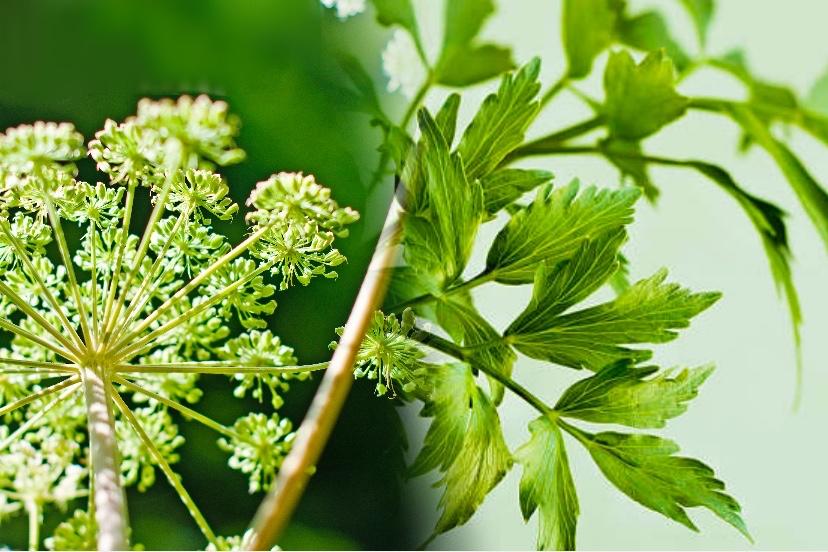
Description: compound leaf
480,168,554,214
604,50,688,140
515,417,578,551
457,58,542,181
507,269,720,371
486,180,639,284
556,362,714,428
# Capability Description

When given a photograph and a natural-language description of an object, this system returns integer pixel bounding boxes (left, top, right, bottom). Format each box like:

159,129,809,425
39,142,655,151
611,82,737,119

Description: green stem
0,357,78,371
401,75,433,130
0,317,77,362
115,361,328,376
90,221,99,346
116,209,191,338
100,183,136,339
0,279,82,358
111,221,276,353
412,328,553,416
501,115,605,166
0,376,79,418
44,194,93,343
389,270,495,312
0,220,84,350
0,383,79,451
111,253,276,361
113,375,241,441
104,144,182,341
539,75,569,109
111,388,219,547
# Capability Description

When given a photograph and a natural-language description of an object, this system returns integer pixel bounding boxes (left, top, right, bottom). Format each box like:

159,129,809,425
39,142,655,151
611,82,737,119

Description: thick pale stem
81,367,128,551
111,389,218,547
246,196,404,550
27,501,39,552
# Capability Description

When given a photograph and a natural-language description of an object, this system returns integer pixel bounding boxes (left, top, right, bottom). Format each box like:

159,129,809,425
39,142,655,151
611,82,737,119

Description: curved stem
81,366,128,551
389,269,495,313
111,388,218,547
501,115,605,166
539,74,569,109
401,76,433,130
246,193,405,550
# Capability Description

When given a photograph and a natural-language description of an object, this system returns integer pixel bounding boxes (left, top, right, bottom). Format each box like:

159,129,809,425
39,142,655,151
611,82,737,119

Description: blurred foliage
0,0,410,549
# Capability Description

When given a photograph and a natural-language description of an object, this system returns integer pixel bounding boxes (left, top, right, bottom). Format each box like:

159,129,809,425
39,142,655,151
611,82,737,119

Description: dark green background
0,0,411,549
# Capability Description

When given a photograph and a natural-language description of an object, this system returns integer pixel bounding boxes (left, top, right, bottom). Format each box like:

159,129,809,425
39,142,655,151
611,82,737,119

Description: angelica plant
0,96,358,550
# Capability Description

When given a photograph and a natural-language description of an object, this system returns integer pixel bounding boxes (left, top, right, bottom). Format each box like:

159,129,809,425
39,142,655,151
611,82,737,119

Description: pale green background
400,1,828,549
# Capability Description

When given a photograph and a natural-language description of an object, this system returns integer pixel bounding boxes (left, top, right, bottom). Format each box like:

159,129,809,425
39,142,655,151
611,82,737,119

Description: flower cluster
0,96,358,548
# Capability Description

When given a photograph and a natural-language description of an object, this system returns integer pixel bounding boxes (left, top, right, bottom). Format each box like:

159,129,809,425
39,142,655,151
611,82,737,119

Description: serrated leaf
480,168,554,214
507,269,720,371
486,180,640,284
410,363,512,536
556,361,714,428
562,0,621,78
435,93,461,146
404,110,484,286
677,0,714,47
514,417,578,551
457,59,542,181
436,43,515,87
617,11,691,71
604,50,688,140
570,427,750,540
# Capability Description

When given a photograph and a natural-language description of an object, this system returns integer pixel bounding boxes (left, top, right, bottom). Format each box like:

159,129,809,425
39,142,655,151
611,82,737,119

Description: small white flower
320,0,366,19
382,30,427,99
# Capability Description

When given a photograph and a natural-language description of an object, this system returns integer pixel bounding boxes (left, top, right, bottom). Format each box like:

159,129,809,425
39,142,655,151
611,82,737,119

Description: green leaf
556,362,714,428
514,417,578,551
726,104,828,253
562,0,621,79
617,11,691,72
435,293,516,405
457,58,542,181
806,64,828,117
410,363,512,536
570,427,750,540
435,93,461,146
677,0,714,47
507,269,720,371
337,54,385,119
510,230,626,329
404,110,484,286
480,168,554,214
442,0,495,50
436,44,515,87
369,0,418,37
604,50,689,140
486,180,640,284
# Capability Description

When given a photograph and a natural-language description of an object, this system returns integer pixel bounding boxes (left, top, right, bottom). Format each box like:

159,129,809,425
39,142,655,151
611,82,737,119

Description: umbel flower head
0,95,358,549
